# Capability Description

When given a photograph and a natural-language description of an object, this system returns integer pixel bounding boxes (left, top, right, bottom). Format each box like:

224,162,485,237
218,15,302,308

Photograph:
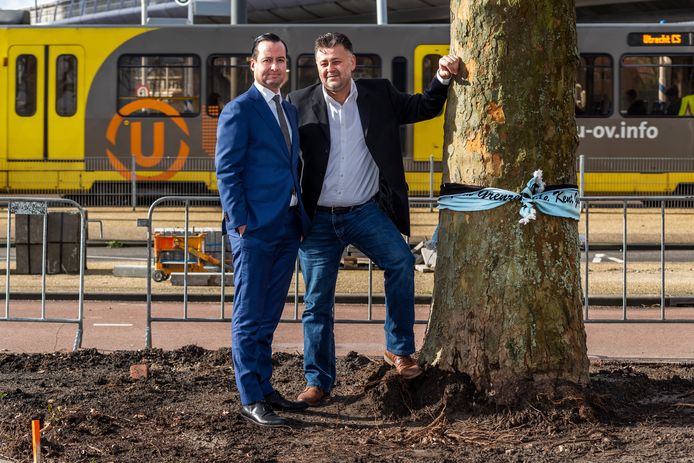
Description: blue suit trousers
228,209,301,405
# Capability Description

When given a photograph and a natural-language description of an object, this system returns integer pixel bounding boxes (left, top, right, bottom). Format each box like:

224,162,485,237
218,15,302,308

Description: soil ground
0,348,692,463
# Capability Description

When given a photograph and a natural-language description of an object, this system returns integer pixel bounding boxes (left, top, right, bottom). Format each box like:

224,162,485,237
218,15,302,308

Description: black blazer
287,77,449,236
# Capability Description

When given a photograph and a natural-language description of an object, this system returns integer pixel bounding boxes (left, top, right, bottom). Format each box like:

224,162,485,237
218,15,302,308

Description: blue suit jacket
215,85,311,240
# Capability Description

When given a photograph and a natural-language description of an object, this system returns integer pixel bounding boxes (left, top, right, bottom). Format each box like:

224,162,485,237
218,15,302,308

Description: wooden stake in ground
421,0,590,404
32,419,41,463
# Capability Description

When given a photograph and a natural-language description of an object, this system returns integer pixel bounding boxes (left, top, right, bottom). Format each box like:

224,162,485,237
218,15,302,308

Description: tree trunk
420,0,589,404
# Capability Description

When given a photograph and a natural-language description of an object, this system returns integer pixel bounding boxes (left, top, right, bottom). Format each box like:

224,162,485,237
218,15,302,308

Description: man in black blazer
287,32,460,406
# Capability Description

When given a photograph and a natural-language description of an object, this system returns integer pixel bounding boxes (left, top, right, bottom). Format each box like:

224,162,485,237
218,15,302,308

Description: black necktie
272,95,291,154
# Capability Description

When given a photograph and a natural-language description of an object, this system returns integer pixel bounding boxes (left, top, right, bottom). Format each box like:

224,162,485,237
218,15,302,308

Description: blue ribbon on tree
437,170,580,225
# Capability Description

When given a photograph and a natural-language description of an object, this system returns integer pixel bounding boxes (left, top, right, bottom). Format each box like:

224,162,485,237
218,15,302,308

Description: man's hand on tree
437,54,461,80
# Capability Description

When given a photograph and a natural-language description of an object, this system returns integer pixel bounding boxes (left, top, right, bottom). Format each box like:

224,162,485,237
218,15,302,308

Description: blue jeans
299,200,415,392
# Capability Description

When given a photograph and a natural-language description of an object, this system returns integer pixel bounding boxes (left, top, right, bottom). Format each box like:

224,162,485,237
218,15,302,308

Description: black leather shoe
265,390,309,412
240,401,290,427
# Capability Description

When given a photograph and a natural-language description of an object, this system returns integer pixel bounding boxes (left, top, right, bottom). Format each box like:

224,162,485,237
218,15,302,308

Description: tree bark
420,0,589,404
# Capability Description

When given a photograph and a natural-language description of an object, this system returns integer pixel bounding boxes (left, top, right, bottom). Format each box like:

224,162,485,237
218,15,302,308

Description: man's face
250,40,287,92
315,44,356,95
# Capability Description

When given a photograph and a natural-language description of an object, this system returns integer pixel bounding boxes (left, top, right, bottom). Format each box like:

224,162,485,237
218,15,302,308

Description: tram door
413,44,449,162
7,45,84,160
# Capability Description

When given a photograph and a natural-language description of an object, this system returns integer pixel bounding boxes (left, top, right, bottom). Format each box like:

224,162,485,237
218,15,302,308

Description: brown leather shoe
384,351,423,379
296,386,328,407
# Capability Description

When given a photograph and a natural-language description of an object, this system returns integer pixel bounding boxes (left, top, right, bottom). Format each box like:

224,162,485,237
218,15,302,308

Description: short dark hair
251,33,287,60
314,32,353,54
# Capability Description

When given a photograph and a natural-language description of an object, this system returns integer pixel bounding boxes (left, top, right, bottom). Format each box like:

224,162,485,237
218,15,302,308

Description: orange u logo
105,99,190,181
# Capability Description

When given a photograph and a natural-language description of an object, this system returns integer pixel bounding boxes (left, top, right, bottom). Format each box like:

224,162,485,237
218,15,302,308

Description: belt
315,202,365,214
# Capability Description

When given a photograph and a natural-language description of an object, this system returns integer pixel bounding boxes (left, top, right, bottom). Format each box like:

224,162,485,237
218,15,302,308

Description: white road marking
592,253,624,264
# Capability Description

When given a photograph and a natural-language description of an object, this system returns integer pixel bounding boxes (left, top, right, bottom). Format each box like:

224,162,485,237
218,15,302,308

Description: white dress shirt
253,81,297,206
318,80,379,207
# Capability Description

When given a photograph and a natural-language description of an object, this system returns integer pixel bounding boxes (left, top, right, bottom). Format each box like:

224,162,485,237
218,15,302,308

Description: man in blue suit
215,33,311,427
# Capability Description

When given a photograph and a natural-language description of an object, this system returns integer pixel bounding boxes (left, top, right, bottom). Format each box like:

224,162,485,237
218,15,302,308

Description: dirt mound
1,347,692,462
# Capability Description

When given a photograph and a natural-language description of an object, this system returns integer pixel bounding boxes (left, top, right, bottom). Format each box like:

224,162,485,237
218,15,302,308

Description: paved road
1,301,692,360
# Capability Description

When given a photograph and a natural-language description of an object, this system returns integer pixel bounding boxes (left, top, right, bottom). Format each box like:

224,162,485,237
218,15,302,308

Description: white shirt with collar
318,74,450,208
317,79,379,208
252,81,297,206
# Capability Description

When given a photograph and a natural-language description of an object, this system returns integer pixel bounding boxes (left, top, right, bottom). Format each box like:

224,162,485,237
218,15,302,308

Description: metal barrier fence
0,193,691,350
0,198,86,351
403,157,439,200
581,195,694,323
143,196,229,349
141,194,693,349
142,196,409,348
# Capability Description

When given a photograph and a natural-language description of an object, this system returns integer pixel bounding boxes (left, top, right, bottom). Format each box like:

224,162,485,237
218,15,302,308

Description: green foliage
107,240,124,248
47,401,64,425
0,391,7,400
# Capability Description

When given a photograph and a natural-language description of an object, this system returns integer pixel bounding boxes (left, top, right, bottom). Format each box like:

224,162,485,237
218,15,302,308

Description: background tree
420,0,589,404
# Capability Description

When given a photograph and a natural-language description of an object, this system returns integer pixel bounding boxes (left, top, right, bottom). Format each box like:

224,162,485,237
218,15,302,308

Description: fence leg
579,154,585,213
131,154,137,211
367,260,373,321
429,155,435,213
145,205,154,349
293,259,300,320
583,202,589,321
5,207,11,318
622,201,628,320
220,235,226,319
660,201,666,319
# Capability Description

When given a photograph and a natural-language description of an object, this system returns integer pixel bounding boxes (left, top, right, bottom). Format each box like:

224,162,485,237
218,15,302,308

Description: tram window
56,54,77,117
621,55,694,117
392,56,407,92
15,54,37,117
206,54,290,117
353,55,381,80
421,54,446,117
296,53,382,90
422,54,440,88
576,54,613,117
392,57,407,156
297,55,318,88
117,55,200,117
